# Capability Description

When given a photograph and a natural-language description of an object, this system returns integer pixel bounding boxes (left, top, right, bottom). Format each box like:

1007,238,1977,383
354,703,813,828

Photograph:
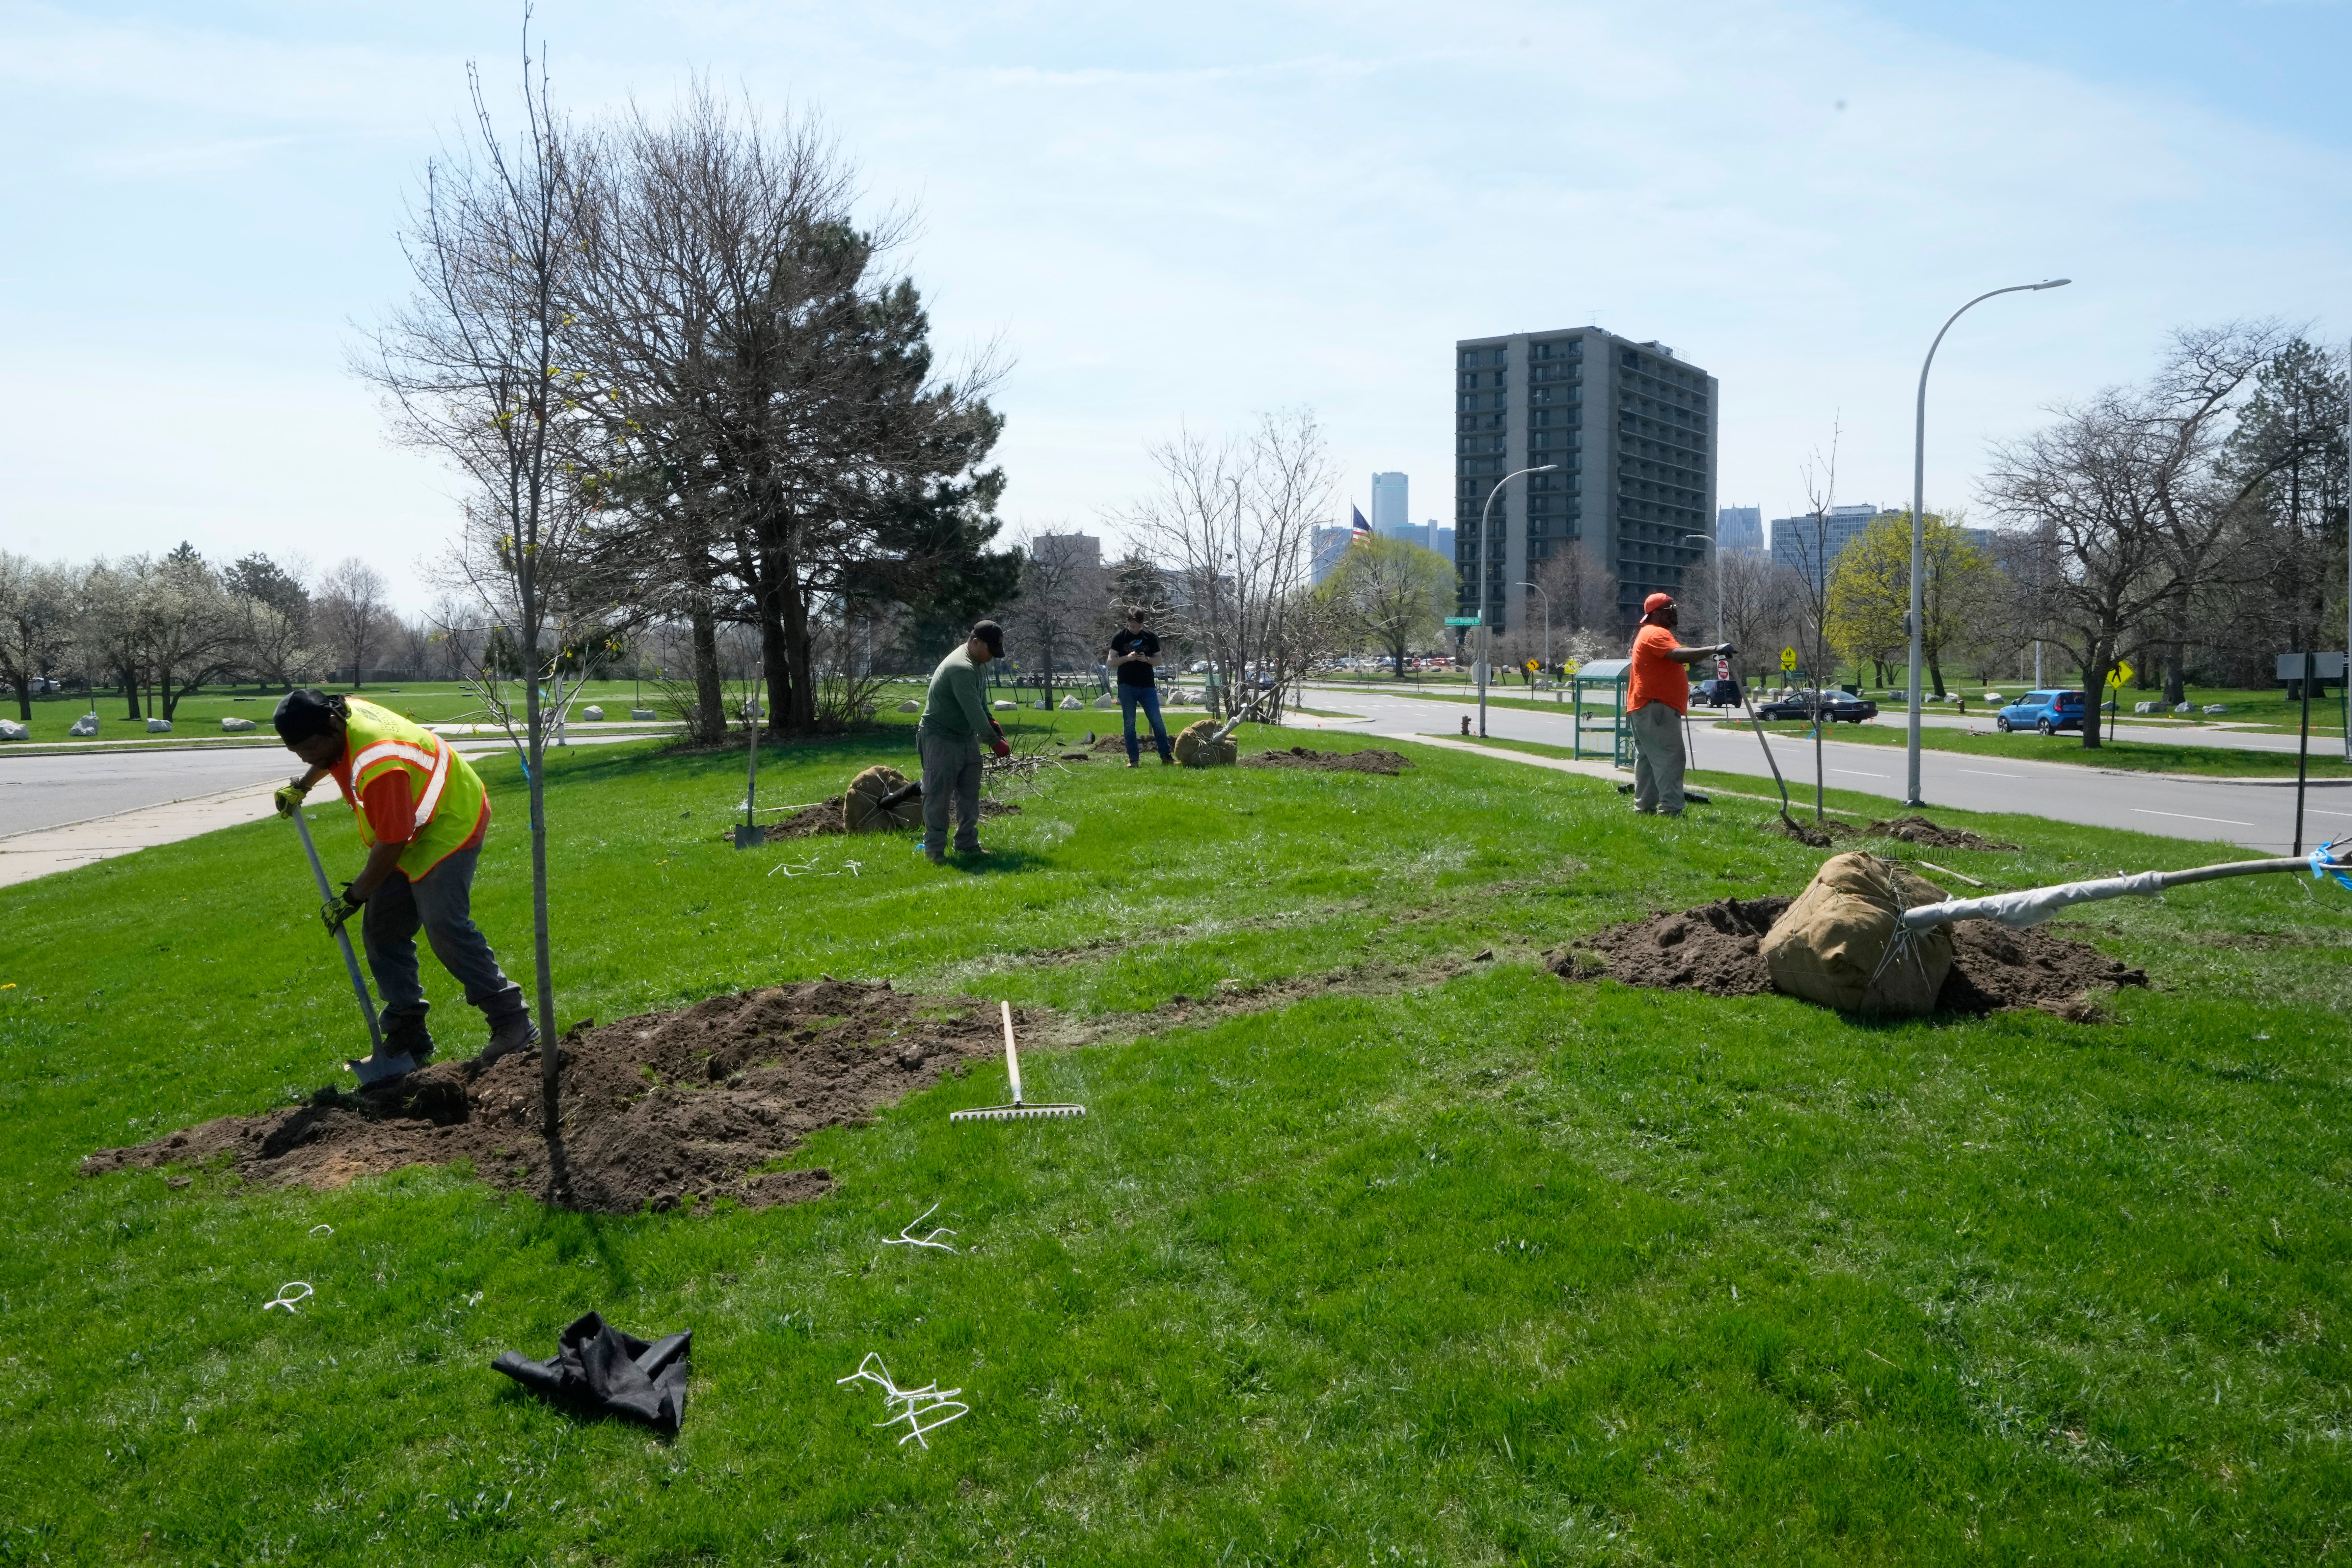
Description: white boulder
1092,692,1118,709
1982,692,2005,703
147,717,172,733
631,708,658,720
898,698,920,713
992,699,1015,710
1059,695,1085,710
2174,702,2195,714
581,705,604,721
0,720,27,741
2203,704,2229,715
220,716,257,732
68,714,99,737
2132,700,2158,715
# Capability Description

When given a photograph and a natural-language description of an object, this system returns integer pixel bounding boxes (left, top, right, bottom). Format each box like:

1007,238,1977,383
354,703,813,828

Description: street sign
1561,660,1580,676
2106,659,2134,689
1779,646,1798,672
1444,616,1482,627
1714,656,1730,681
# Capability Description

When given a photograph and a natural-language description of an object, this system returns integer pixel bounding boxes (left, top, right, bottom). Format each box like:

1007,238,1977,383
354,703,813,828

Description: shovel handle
291,796,385,1056
1000,1001,1024,1107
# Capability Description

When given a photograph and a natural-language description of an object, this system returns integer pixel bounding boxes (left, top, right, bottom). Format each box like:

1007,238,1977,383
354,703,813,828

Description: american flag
1351,505,1372,538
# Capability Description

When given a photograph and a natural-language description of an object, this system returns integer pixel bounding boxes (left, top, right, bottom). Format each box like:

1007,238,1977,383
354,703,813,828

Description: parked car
1754,689,1878,723
1694,676,1744,708
1994,689,2086,734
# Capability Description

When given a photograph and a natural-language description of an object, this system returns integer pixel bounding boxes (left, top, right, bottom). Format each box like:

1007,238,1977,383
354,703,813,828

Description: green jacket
918,645,996,739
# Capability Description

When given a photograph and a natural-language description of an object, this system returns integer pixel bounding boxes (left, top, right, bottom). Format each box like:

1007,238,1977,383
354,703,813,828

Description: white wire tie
264,1282,313,1314
309,1224,334,1237
836,1351,971,1448
879,1202,958,1253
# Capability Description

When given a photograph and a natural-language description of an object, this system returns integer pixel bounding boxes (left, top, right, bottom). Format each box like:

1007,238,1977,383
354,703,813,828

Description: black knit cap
272,688,348,744
970,620,1005,657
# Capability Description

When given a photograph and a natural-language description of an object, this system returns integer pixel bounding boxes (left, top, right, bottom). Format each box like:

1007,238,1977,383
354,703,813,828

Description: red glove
991,738,1011,758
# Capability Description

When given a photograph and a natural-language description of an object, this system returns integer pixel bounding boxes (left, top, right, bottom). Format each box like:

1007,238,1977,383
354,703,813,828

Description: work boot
481,1013,540,1067
383,1010,435,1065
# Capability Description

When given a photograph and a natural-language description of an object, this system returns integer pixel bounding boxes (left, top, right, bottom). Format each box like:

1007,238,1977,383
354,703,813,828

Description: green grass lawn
5,714,2352,1563
1720,719,2352,779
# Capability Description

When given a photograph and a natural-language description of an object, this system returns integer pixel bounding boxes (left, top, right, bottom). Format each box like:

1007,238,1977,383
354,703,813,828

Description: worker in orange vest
272,689,535,1071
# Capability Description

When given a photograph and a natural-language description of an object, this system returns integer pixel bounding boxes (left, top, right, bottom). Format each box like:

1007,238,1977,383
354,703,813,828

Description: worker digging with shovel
1627,592,1734,817
271,689,535,1080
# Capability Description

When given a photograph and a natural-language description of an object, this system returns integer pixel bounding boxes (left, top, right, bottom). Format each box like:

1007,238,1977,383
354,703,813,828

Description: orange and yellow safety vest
335,698,489,879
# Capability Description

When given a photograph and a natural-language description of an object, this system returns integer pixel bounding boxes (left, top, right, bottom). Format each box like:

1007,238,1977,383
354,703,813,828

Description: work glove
320,882,365,936
1716,643,1736,658
274,779,311,818
991,738,1012,759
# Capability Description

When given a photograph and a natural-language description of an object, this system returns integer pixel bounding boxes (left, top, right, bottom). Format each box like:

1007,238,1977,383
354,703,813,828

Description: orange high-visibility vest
335,698,489,879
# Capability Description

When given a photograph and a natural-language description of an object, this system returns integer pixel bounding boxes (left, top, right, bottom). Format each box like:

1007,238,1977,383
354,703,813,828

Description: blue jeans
360,842,528,1034
1120,684,1170,763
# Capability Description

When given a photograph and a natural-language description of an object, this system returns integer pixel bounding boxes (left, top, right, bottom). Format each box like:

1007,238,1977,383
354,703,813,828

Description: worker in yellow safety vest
271,689,535,1069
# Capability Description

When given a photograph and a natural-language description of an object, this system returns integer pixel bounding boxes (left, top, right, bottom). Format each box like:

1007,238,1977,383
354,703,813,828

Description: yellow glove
274,780,311,818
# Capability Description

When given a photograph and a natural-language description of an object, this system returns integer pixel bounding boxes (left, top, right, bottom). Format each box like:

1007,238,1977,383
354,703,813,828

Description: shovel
288,793,413,1086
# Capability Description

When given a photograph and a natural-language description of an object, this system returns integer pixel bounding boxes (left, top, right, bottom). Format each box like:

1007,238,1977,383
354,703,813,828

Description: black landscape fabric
493,1311,692,1432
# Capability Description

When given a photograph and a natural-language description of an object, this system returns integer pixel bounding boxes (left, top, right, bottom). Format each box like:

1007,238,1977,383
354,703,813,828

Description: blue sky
4,0,2348,608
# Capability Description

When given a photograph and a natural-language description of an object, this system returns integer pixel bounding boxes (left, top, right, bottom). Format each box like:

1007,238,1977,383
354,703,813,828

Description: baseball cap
970,620,1005,657
1643,592,1675,614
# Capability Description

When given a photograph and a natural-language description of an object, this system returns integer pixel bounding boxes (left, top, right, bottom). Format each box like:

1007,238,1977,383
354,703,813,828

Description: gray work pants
360,842,527,1032
917,726,985,853
1628,700,1687,816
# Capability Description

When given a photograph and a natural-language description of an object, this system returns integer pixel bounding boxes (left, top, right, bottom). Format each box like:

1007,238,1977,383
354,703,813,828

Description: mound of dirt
1241,746,1412,775
1865,816,2020,852
1550,899,2148,1019
80,980,1004,1213
768,797,1019,839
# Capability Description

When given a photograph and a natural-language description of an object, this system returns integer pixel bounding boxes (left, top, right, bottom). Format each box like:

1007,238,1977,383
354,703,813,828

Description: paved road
0,733,655,839
1292,687,2352,855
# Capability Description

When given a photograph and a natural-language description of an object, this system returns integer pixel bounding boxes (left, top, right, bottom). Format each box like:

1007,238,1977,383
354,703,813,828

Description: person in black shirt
1106,608,1172,767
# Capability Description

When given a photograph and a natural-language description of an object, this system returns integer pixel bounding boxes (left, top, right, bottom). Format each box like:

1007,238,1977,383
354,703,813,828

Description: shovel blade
347,1052,419,1087
733,824,766,850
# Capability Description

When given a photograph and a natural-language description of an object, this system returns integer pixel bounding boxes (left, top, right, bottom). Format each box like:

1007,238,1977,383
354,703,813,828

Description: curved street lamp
1906,279,2070,806
1475,464,1559,737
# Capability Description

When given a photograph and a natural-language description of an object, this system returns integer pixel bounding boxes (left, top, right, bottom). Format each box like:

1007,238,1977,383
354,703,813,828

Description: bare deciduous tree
315,558,392,687
1118,410,1338,723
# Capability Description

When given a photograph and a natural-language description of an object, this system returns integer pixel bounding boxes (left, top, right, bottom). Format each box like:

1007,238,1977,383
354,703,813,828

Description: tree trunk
1927,654,1945,701
120,665,139,720
159,671,178,721
14,679,30,723
689,602,726,747
2162,643,2186,707
783,571,817,732
2081,642,2111,748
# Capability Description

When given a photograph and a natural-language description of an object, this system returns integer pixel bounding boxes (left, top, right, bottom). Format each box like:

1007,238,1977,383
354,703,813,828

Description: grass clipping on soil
1549,895,2148,1020
80,981,1004,1213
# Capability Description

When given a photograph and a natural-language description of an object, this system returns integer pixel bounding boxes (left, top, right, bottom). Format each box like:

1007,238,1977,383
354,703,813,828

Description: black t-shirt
1110,628,1159,687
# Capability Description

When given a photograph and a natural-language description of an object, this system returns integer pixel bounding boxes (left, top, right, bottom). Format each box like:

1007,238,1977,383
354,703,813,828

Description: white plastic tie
309,1224,334,1237
263,1282,313,1314
836,1351,970,1448
880,1202,959,1253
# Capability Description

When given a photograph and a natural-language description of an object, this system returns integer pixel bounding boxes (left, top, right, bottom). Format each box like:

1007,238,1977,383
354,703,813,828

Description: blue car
1994,689,2086,734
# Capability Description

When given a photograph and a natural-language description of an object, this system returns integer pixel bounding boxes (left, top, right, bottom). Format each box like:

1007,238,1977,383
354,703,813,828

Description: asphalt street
0,734,649,839
1294,686,2351,855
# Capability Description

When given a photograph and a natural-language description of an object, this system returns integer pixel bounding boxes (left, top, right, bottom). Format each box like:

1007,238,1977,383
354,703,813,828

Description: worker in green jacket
915,620,1012,863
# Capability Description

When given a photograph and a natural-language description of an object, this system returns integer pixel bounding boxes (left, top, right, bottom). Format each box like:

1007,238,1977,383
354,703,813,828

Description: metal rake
950,1002,1085,1123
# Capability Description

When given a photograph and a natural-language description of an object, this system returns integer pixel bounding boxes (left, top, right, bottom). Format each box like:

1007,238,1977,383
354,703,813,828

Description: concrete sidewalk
0,779,289,888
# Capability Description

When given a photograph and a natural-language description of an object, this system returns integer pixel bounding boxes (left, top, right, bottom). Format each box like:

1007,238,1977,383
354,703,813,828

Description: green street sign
1445,616,1482,627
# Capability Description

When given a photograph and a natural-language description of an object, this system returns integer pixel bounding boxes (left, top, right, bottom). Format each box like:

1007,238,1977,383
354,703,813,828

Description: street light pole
1475,463,1558,737
1907,278,2070,807
1680,534,1717,644
1517,580,1552,679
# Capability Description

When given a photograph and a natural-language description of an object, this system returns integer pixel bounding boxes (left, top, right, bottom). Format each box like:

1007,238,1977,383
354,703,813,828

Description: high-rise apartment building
1370,472,1409,537
1454,328,1718,633
1716,505,1764,556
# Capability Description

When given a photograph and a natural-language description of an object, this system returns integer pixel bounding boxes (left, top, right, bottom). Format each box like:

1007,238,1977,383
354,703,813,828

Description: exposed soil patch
1761,815,1857,847
1242,746,1412,775
1866,815,2021,852
80,981,1005,1213
1550,898,2148,1019
768,797,1020,839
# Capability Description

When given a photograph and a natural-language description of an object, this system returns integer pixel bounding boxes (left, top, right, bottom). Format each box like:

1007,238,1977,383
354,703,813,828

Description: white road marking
1957,768,2025,779
2303,807,2352,818
2131,808,2251,826
1830,769,1887,778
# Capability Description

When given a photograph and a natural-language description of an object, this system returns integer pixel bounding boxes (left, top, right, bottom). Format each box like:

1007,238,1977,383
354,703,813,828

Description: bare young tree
1983,323,2294,744
1118,409,1337,723
356,27,590,1180
314,558,391,687
1687,549,1801,686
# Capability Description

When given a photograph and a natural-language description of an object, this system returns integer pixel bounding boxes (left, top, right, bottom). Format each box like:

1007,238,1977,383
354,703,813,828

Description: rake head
950,1102,1086,1123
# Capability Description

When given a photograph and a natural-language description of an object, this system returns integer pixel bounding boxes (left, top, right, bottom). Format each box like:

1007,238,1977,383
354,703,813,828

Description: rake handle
1000,1000,1024,1106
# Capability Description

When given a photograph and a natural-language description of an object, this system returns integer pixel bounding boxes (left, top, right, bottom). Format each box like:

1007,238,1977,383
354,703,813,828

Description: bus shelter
1570,659,1634,768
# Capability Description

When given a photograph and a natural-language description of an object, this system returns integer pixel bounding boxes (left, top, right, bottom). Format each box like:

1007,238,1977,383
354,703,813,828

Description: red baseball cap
1642,592,1675,614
